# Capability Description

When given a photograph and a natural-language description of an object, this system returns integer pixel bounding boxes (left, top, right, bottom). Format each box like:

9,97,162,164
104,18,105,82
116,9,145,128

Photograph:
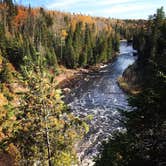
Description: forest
0,0,165,166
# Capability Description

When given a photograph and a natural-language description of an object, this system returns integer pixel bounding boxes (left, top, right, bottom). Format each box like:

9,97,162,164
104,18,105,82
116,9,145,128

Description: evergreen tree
107,35,113,60
79,45,88,67
64,29,76,68
84,24,93,65
73,22,83,67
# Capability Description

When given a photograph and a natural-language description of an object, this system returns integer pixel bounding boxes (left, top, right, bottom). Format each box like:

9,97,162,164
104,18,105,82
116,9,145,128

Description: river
65,41,137,166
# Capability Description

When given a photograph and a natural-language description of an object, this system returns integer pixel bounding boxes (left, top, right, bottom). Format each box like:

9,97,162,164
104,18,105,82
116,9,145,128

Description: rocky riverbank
55,63,115,95
117,62,142,95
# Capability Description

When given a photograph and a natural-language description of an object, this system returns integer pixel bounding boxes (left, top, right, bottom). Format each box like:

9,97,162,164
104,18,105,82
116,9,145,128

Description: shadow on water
65,41,137,166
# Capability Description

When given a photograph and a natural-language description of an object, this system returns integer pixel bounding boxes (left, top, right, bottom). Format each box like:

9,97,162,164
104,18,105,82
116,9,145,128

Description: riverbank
55,64,105,93
55,56,119,93
117,62,142,95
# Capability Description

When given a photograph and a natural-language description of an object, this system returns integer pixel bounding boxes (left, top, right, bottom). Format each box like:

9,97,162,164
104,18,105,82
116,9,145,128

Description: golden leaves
0,93,8,107
13,7,28,28
61,30,68,38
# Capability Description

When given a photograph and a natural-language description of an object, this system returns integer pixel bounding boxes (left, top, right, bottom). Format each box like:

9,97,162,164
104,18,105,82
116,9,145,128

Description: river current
65,41,137,166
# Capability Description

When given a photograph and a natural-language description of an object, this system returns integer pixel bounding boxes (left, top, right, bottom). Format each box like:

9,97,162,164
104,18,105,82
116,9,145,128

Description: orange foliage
13,7,28,28
70,15,95,31
31,7,40,16
76,15,95,24
0,3,5,10
71,19,77,31
13,6,37,28
61,29,68,37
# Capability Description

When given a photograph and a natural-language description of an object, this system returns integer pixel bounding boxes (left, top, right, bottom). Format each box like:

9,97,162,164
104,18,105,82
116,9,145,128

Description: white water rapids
65,41,137,166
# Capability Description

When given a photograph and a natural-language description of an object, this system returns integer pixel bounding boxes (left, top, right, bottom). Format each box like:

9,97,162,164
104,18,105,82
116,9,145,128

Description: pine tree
73,22,83,67
107,35,113,60
79,45,88,67
84,24,93,65
64,29,76,68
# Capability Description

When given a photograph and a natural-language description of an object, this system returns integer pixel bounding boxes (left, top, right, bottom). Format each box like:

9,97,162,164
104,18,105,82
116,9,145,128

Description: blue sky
15,0,166,19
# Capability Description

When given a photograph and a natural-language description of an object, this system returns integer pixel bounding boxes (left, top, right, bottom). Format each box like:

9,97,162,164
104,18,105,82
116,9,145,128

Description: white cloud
46,0,150,14
86,3,158,19
45,0,166,19
101,4,156,14
47,0,136,9
47,0,83,9
96,0,137,6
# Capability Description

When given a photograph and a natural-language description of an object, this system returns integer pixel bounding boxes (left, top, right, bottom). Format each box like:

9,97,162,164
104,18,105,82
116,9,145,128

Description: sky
15,0,166,19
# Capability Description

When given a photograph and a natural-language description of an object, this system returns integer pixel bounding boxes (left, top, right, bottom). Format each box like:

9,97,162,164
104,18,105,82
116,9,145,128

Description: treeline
111,19,146,41
95,7,166,166
63,23,120,68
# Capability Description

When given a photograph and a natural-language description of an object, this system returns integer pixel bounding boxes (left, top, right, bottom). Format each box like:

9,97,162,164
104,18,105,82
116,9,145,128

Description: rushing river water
65,41,137,166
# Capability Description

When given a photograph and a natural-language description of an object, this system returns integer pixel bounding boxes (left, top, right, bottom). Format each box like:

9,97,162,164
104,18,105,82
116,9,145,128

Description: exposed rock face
62,88,71,94
123,62,141,86
118,62,142,95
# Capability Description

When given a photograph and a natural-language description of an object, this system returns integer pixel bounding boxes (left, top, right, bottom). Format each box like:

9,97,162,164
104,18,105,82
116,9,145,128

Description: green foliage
0,0,123,71
10,64,86,165
0,60,13,83
95,7,166,166
63,22,119,68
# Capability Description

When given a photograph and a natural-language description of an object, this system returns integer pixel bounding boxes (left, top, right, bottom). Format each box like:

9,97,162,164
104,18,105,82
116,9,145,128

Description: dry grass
55,66,79,86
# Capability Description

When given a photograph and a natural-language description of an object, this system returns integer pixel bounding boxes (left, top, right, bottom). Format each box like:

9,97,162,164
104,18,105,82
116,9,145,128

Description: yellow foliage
0,131,5,141
82,122,89,134
0,105,7,119
0,55,3,66
68,130,77,140
61,29,68,37
54,151,76,166
0,93,8,106
71,15,95,31
77,15,95,24
6,63,16,72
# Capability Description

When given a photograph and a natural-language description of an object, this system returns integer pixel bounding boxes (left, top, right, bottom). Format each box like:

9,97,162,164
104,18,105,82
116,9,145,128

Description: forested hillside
95,7,166,166
0,1,120,71
0,0,145,70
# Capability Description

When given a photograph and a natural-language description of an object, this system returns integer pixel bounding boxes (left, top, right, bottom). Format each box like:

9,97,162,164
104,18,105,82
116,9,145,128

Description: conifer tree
107,35,113,60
